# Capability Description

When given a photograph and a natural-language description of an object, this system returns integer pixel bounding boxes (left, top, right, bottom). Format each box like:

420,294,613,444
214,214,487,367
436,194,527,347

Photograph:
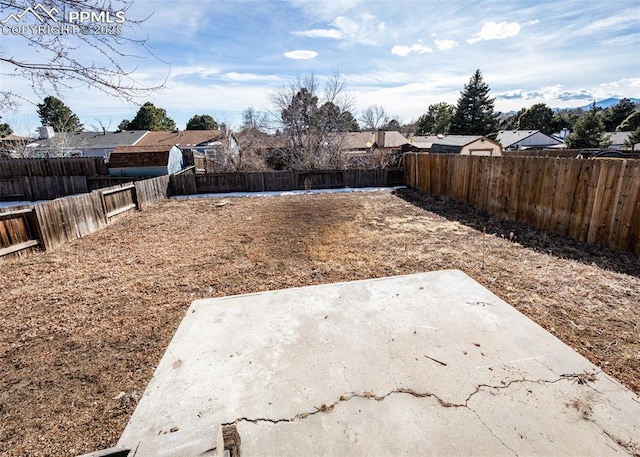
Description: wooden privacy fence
0,175,89,201
170,169,403,195
0,206,40,259
0,157,108,177
0,175,170,261
404,154,640,254
0,175,147,201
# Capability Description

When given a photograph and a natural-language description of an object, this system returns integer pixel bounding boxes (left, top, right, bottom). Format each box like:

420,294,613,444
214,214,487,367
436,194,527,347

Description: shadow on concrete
395,188,640,279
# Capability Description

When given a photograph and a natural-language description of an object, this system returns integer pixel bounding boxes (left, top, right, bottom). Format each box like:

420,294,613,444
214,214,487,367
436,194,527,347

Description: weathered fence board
614,161,640,252
263,172,296,191
170,173,197,195
299,171,344,189
196,174,247,193
87,176,140,191
405,154,640,253
0,176,89,201
0,178,27,200
1,174,170,261
0,207,39,259
0,157,107,177
135,175,170,210
171,169,400,195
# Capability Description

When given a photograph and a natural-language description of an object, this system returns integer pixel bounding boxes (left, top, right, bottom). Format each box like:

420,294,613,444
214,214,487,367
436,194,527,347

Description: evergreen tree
383,119,401,132
553,109,582,132
450,70,499,137
516,103,559,133
0,117,12,137
567,103,611,148
281,88,318,141
416,102,455,135
617,111,640,132
603,98,637,131
118,119,131,131
127,102,176,131
624,126,640,151
186,114,218,130
339,110,360,132
37,96,83,132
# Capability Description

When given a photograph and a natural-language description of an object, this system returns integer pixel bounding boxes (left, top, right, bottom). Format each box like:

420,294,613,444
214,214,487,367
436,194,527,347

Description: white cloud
526,19,539,26
223,72,280,82
283,50,318,59
496,90,524,100
391,42,434,57
287,0,363,21
581,14,639,34
170,65,222,79
435,39,458,51
331,14,386,45
291,28,343,39
467,21,522,44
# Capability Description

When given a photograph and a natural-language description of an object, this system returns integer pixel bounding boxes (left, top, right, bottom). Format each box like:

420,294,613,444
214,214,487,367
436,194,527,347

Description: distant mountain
580,97,640,110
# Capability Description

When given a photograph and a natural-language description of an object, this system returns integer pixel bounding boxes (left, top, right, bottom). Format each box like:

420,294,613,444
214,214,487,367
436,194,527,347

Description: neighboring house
137,129,239,172
340,130,410,167
497,130,565,150
26,128,149,159
404,135,437,152
0,134,34,157
606,132,635,150
414,135,503,156
107,145,183,177
341,130,410,154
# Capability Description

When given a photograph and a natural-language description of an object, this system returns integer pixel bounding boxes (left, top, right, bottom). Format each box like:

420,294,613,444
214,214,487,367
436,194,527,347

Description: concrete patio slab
117,270,640,456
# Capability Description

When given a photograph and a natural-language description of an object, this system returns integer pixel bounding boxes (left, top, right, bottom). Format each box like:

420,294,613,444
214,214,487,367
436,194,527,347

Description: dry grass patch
0,188,638,456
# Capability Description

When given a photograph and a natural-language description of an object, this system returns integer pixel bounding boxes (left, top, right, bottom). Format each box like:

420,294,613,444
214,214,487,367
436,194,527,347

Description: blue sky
2,0,639,134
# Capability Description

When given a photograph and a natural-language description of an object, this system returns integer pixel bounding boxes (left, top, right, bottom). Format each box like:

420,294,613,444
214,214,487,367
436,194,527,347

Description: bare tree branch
0,0,169,110
270,72,354,170
360,105,389,131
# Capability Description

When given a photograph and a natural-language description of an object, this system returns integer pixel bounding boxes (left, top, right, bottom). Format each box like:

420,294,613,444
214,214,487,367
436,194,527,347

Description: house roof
136,130,224,147
341,131,409,150
108,145,178,168
408,135,485,149
496,130,538,147
428,136,502,154
30,130,148,149
606,131,631,145
0,134,30,141
496,130,562,148
406,135,439,150
428,135,484,147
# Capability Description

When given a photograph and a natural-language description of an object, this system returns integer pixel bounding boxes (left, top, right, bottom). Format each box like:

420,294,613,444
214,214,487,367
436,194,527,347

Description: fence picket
1,175,170,261
406,154,640,253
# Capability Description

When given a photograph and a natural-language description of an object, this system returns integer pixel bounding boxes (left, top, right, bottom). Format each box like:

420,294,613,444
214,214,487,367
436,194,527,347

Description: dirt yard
1,188,639,456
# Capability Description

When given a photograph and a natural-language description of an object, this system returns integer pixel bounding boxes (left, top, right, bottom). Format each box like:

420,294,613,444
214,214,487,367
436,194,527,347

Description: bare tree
270,72,354,170
0,117,37,157
4,135,39,157
203,130,269,173
0,0,168,111
89,118,112,134
360,105,389,131
48,133,83,156
240,106,269,132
